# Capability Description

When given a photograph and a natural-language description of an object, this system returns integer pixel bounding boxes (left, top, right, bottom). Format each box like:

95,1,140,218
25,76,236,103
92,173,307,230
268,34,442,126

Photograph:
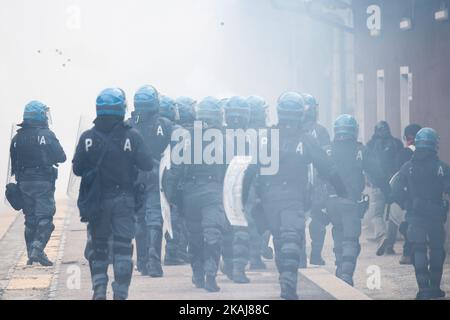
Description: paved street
0,199,449,300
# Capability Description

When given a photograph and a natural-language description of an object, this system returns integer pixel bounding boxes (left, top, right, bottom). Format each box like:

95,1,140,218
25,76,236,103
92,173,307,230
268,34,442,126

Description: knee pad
113,255,133,283
204,227,222,246
92,238,109,261
234,230,250,244
113,236,133,256
280,229,302,246
24,225,36,240
37,218,54,231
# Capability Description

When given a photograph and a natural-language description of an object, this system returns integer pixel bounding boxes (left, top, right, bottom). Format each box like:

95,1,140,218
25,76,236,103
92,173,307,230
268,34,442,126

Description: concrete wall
352,0,450,250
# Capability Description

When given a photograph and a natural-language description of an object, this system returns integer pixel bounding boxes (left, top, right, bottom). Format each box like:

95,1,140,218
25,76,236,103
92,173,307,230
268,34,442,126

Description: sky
0,0,336,205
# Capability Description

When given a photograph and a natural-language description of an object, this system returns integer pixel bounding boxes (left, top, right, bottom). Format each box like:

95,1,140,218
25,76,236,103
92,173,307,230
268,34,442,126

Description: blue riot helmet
302,93,318,123
118,88,128,112
333,114,359,141
277,91,305,124
96,88,127,117
374,120,391,138
246,95,267,128
224,96,251,129
415,128,439,151
176,96,196,124
159,95,178,122
23,100,50,122
195,96,223,127
133,85,160,114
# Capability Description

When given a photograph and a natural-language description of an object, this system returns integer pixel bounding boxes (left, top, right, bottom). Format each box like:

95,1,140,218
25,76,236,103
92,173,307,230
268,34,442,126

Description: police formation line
5,87,449,300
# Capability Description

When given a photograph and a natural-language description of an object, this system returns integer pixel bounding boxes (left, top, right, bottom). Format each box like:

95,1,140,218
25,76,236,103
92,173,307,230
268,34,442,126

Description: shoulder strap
92,126,118,170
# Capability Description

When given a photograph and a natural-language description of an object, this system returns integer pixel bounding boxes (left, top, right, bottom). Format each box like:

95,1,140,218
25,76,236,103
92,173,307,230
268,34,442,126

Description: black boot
220,259,233,280
164,236,185,265
135,223,148,275
147,227,164,278
136,261,148,276
147,258,163,277
205,275,220,292
339,273,354,287
92,284,107,300
416,289,434,300
192,272,205,288
249,257,266,270
233,264,250,284
24,227,35,265
30,248,53,267
280,273,298,300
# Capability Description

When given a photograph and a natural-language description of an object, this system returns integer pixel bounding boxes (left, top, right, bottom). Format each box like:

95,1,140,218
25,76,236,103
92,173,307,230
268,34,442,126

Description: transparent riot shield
160,146,173,238
4,123,19,206
67,115,92,200
223,156,253,227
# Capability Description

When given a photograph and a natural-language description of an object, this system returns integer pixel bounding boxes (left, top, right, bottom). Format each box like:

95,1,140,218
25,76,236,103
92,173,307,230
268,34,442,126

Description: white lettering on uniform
438,166,444,177
85,138,93,152
356,150,363,161
124,138,132,152
157,125,164,136
39,136,46,145
296,142,303,155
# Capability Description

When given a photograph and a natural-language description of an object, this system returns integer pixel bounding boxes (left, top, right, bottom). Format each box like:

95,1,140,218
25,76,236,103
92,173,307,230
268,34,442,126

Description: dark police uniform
325,139,388,286
304,121,332,265
391,149,449,299
73,118,152,299
129,111,172,276
256,125,346,299
165,123,228,292
10,120,66,264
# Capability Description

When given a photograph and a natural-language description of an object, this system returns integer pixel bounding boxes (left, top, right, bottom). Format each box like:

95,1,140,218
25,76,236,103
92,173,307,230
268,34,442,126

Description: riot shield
4,123,18,206
160,146,173,238
67,115,92,200
223,156,253,227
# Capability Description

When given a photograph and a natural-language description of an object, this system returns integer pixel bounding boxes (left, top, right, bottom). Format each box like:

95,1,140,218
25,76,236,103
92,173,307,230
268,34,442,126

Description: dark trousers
20,180,56,257
88,191,136,299
407,214,446,292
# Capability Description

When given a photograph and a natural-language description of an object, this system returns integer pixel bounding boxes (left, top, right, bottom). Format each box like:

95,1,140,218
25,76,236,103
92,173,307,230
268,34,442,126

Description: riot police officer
256,92,347,300
164,97,228,292
326,115,389,286
221,96,252,283
171,96,197,263
245,95,271,269
395,124,422,265
129,86,173,277
159,95,186,266
302,93,332,266
176,96,196,128
73,88,153,300
10,101,66,266
391,128,449,300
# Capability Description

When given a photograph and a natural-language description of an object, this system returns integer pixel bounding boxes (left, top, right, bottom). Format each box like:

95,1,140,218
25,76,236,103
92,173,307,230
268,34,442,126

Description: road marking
0,209,18,242
299,267,371,300
2,200,70,298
